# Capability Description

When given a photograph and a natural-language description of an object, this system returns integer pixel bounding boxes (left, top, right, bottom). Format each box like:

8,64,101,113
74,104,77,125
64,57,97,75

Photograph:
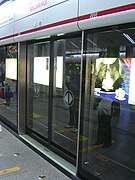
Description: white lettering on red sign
90,12,98,19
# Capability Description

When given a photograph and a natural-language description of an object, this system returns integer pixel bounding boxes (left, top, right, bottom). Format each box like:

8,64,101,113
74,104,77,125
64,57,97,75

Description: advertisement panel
6,58,17,80
94,57,135,105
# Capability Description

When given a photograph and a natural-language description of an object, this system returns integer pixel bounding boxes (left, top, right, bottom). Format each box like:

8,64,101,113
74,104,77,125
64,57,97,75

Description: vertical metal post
18,42,27,135
76,31,84,174
48,37,55,142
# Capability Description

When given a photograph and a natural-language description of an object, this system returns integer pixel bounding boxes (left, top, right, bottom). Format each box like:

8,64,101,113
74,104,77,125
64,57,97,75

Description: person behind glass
4,80,13,106
0,60,5,87
65,64,80,132
4,83,11,106
93,96,120,148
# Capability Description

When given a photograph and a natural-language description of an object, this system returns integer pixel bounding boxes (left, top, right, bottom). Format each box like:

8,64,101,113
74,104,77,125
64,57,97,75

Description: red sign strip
0,3,134,41
20,17,78,35
0,33,18,41
78,3,135,21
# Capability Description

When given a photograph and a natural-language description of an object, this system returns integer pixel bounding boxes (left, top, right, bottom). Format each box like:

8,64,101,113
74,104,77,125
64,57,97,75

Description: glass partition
78,26,135,179
52,37,81,157
27,42,50,138
0,44,18,129
27,36,82,163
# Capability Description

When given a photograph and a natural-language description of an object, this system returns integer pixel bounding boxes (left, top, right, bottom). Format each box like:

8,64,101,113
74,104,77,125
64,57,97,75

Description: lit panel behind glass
6,58,17,80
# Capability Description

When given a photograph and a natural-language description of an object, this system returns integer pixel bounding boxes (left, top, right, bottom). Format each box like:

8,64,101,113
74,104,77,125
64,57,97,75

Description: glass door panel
78,26,135,179
27,42,50,138
0,44,18,129
52,37,81,156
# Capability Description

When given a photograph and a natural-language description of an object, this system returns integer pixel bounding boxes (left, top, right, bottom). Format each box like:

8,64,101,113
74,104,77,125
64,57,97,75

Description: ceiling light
123,33,135,44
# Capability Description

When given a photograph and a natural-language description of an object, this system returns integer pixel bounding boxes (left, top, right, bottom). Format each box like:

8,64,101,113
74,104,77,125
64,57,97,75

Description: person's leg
96,115,104,144
65,106,74,128
2,81,4,87
74,104,79,129
69,106,75,126
102,115,112,148
5,97,11,106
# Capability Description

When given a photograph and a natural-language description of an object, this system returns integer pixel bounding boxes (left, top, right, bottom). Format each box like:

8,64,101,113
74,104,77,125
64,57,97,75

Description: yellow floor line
57,129,88,141
96,154,109,161
80,144,103,152
80,140,115,152
79,135,88,141
0,166,21,175
57,128,74,133
33,113,41,118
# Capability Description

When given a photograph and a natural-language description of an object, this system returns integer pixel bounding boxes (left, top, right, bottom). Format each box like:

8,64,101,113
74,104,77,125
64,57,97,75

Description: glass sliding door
26,35,82,163
27,42,50,138
52,36,82,157
78,25,135,179
0,44,18,130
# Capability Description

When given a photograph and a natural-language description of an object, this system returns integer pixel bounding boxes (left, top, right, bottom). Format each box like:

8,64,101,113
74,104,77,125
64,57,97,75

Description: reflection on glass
52,38,81,157
0,44,18,128
27,42,50,138
79,27,135,180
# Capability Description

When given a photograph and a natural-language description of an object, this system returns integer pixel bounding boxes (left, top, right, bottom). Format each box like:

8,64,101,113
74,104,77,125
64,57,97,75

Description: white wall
0,0,134,45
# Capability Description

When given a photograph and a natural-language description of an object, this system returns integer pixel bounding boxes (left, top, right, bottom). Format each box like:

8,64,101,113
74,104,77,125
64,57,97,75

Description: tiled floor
0,125,75,180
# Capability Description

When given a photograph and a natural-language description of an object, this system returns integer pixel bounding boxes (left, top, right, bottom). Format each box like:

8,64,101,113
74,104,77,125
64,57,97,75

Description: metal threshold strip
19,134,76,178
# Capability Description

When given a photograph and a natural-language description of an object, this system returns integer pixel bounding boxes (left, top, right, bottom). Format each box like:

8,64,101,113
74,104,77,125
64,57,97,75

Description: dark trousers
97,114,112,146
69,101,79,129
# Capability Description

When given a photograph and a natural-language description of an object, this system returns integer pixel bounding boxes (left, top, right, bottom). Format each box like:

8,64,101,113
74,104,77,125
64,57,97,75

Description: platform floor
0,125,75,180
